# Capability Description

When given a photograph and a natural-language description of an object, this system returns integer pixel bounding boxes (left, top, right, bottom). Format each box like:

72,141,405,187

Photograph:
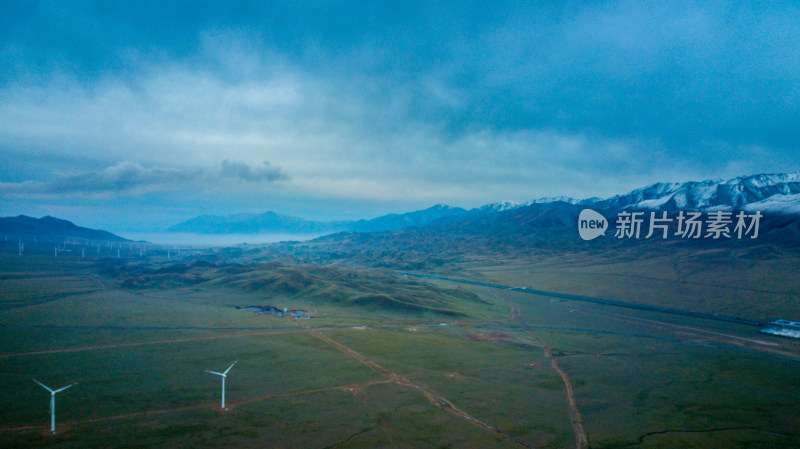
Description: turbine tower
33,379,77,435
205,360,237,410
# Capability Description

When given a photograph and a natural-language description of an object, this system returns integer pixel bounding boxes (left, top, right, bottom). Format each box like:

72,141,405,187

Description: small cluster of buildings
235,305,311,319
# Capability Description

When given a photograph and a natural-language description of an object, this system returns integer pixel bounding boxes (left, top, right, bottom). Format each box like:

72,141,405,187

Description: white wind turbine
205,360,237,410
32,379,77,435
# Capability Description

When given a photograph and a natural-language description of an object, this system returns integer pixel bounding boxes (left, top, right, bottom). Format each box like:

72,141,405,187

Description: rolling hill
0,215,130,243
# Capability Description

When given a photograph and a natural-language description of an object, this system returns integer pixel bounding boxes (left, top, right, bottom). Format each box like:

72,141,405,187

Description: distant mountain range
473,173,800,215
347,204,468,232
168,173,800,235
0,215,130,243
167,204,470,234
167,211,345,235
4,174,797,244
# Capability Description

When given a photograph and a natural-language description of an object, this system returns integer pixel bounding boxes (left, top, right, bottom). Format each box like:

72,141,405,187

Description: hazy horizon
120,232,326,246
4,170,800,235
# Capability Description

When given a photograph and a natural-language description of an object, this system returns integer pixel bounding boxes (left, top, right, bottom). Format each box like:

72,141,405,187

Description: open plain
1,236,799,448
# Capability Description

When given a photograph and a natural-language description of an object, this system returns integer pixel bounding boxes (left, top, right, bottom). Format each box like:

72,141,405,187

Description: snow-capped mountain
474,196,595,213
529,196,579,205
744,193,800,215
594,173,800,214
475,201,531,212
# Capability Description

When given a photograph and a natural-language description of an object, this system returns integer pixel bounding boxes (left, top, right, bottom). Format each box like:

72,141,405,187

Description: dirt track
488,286,590,449
529,332,589,449
309,330,535,449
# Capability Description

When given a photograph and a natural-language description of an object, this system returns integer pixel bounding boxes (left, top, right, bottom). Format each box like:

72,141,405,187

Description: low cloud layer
0,160,288,198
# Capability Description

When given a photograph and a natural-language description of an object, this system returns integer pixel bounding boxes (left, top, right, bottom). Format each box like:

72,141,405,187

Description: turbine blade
32,379,54,393
223,360,237,375
206,370,224,376
53,382,77,394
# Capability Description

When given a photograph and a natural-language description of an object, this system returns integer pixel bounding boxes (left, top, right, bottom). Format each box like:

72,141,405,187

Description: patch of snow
477,201,527,212
761,328,800,339
636,196,673,209
744,193,800,215
705,205,733,212
529,196,577,204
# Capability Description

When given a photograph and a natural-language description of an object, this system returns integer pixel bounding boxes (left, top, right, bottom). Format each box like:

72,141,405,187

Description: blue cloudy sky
1,1,798,232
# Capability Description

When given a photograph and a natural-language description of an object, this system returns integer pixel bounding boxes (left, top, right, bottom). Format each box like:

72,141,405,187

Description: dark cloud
0,162,195,196
3,1,799,154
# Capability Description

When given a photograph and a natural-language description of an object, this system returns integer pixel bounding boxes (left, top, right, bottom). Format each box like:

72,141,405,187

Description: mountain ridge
0,215,130,243
591,173,800,213
167,172,800,236
167,204,469,235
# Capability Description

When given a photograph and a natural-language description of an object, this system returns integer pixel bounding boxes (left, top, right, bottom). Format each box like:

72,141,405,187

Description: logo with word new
578,209,608,240
578,209,762,241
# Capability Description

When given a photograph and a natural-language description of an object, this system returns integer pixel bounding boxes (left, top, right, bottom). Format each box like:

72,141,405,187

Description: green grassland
466,243,800,322
1,238,800,448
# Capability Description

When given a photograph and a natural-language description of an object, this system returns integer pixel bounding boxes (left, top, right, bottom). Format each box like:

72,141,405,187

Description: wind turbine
32,379,77,435
205,360,237,410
